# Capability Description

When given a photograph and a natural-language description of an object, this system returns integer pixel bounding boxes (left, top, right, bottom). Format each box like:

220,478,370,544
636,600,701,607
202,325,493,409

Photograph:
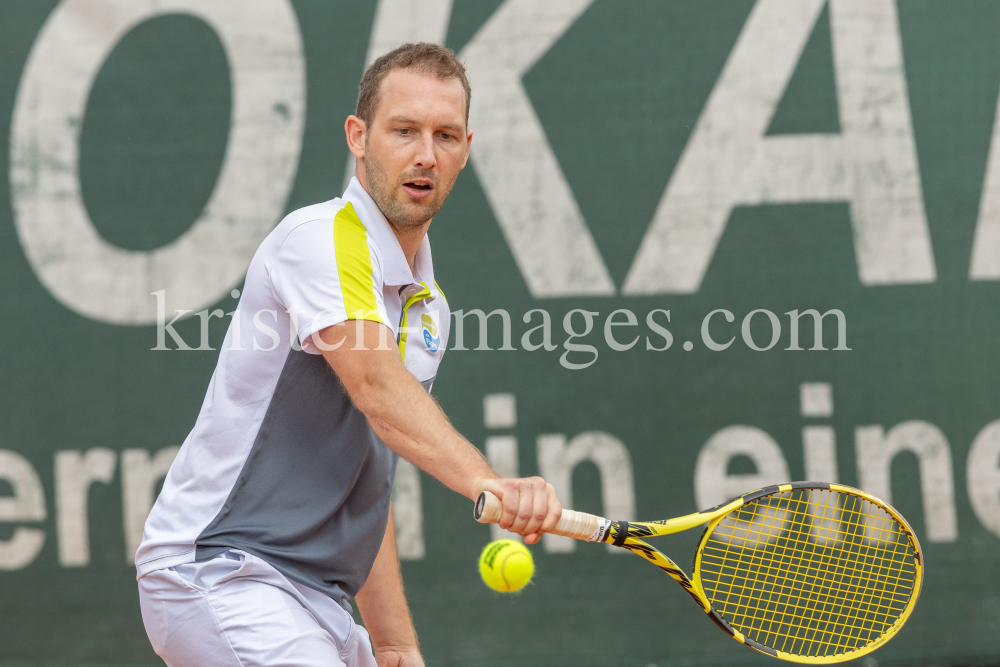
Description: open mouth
402,180,435,198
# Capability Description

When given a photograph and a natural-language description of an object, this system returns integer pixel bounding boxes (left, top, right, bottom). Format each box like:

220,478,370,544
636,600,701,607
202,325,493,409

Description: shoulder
257,200,349,293
271,199,346,246
262,198,381,265
271,199,384,254
265,199,386,287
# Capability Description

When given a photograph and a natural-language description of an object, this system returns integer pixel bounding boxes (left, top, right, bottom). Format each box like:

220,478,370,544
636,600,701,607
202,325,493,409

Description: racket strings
697,488,918,658
721,493,913,654
706,491,915,654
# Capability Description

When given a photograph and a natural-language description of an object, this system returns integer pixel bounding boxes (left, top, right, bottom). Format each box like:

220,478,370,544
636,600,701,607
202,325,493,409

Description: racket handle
474,491,612,542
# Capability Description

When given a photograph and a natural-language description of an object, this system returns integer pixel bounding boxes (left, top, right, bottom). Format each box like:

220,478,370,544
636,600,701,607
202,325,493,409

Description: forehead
374,69,467,128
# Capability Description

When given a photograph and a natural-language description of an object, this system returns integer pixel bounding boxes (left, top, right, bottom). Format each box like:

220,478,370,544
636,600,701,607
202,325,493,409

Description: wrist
373,644,424,667
374,642,420,652
373,643,422,661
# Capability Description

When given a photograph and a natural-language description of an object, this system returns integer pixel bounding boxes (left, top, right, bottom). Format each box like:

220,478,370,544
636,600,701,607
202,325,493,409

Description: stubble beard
364,141,455,229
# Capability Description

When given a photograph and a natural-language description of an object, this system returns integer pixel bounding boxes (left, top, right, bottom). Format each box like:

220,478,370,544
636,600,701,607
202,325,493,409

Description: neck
356,162,428,273
387,218,430,273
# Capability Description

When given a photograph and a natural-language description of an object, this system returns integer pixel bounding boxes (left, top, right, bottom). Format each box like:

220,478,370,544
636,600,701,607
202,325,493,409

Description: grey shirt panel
194,348,398,607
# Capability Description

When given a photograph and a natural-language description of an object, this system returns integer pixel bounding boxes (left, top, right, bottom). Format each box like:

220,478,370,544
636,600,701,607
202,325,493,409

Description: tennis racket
475,482,922,663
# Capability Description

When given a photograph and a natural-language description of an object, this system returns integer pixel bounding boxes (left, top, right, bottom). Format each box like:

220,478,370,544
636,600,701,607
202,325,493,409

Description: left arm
355,505,423,667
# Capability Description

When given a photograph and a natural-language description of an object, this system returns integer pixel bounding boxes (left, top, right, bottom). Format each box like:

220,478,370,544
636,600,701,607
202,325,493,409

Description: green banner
2,1,1000,665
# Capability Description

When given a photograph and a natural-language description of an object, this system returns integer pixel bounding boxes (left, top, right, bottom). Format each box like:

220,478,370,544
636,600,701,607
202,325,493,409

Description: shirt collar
343,177,436,289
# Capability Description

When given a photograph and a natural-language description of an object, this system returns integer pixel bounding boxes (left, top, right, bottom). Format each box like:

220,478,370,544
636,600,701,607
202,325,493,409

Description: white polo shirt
136,177,450,610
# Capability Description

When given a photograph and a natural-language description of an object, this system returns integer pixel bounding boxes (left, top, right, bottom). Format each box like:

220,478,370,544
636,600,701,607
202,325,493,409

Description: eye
398,128,412,136
439,132,454,141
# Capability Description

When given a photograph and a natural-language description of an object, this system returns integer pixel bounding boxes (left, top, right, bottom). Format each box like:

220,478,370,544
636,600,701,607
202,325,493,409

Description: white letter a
624,0,936,294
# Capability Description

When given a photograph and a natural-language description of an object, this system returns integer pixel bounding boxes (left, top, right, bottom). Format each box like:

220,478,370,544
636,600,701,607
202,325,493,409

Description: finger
524,532,541,545
540,482,562,534
500,482,519,530
509,480,533,535
522,479,548,537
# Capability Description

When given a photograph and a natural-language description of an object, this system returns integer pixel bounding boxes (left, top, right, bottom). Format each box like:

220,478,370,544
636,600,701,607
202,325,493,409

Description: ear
460,130,473,170
345,115,366,159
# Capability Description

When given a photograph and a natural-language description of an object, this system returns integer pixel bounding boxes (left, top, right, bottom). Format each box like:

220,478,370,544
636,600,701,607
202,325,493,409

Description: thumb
471,477,507,502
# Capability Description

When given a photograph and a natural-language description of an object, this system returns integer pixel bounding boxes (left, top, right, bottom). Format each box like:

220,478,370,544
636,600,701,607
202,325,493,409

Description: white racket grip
474,491,612,542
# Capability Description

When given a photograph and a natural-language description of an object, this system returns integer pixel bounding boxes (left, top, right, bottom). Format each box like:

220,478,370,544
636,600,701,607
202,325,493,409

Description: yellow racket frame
603,482,923,663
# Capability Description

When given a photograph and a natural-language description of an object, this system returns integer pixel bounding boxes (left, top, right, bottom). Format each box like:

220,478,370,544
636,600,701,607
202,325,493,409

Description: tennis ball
479,539,534,592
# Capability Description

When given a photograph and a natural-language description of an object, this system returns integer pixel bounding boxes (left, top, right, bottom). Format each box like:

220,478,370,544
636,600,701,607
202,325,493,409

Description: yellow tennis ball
479,539,534,592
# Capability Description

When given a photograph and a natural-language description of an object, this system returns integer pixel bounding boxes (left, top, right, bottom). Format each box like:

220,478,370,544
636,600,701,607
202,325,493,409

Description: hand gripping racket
475,482,922,663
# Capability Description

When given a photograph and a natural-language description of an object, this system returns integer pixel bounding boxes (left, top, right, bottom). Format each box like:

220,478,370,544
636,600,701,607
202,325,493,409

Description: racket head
691,482,922,664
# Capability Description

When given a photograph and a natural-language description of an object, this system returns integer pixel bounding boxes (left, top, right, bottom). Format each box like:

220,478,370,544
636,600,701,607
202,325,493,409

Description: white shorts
138,550,377,667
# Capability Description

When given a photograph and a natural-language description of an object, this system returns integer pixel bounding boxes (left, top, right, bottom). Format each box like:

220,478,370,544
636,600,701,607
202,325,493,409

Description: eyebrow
387,116,464,132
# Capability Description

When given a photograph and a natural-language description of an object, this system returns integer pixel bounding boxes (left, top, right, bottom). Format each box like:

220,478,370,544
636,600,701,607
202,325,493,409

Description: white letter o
741,309,781,351
9,0,305,324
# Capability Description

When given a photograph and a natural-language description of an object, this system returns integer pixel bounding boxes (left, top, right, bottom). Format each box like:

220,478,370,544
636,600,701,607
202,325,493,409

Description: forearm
320,322,496,499
361,363,495,499
319,320,562,544
355,510,419,654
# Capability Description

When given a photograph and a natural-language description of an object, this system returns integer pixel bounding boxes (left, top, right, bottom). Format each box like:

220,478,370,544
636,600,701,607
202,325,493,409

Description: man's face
361,68,471,228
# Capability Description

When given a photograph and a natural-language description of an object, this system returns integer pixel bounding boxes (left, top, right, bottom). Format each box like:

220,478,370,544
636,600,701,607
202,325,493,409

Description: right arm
317,320,561,543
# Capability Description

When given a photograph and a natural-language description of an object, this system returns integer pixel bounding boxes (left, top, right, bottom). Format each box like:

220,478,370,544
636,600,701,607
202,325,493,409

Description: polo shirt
135,177,451,610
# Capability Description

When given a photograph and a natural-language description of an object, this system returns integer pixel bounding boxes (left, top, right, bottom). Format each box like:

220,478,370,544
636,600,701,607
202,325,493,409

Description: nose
414,132,436,170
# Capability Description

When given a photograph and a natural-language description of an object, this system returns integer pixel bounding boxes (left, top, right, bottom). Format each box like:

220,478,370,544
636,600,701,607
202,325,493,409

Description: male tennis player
135,43,562,667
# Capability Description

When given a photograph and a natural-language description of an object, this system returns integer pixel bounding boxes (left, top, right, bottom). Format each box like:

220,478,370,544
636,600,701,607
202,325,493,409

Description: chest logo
421,314,440,352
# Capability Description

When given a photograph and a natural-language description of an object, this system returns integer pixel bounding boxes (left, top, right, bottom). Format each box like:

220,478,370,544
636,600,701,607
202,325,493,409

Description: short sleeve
269,202,388,352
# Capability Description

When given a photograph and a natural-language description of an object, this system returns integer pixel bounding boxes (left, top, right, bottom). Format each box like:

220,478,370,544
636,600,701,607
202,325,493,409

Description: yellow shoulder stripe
334,202,382,323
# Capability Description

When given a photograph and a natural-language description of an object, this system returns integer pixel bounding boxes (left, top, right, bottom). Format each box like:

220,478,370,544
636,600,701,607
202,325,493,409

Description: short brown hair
356,43,471,126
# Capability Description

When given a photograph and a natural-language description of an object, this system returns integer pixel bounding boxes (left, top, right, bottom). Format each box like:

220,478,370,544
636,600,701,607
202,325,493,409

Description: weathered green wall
2,1,1000,665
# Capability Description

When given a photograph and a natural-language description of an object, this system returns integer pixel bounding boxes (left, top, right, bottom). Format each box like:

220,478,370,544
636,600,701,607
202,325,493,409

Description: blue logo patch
421,314,440,352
